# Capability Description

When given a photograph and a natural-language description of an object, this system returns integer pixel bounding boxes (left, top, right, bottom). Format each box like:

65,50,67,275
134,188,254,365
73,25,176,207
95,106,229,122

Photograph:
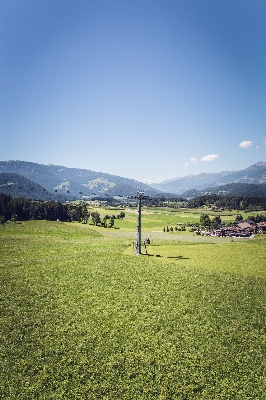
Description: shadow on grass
139,252,160,257
167,256,190,259
140,254,189,259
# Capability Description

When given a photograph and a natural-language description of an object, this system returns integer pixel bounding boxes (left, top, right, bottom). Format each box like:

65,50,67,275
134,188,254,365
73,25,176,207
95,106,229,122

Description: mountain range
0,160,162,200
182,182,266,199
0,160,266,201
150,161,266,195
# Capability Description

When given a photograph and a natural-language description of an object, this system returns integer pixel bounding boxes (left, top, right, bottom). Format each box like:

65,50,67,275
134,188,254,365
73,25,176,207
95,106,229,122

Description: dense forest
186,194,266,211
0,193,82,223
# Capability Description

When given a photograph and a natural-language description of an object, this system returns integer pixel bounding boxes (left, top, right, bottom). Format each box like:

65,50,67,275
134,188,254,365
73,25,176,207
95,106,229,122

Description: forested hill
0,160,161,199
0,173,68,201
186,193,266,211
182,182,266,199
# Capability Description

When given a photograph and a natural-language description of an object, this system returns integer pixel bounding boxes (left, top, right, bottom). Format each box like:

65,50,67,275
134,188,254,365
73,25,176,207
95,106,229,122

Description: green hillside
0,173,68,201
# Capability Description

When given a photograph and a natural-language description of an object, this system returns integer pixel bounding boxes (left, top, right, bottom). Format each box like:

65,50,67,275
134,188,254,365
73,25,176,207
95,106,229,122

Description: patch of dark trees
186,194,266,211
0,193,76,223
0,193,127,224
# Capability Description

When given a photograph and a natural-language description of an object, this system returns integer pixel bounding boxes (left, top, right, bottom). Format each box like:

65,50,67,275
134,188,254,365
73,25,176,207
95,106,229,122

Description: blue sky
1,0,265,183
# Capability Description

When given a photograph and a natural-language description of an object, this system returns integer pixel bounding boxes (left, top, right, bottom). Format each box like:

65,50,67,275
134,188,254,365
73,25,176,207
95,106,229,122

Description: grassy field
1,215,266,399
89,206,266,230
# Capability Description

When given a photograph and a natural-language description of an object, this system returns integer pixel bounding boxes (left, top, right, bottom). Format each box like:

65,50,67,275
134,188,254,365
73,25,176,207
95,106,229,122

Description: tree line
0,193,125,226
186,194,266,211
139,194,266,210
0,193,71,223
1,191,266,224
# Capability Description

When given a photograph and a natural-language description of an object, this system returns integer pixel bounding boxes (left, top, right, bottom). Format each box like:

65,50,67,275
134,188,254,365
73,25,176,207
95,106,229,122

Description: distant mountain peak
150,162,266,194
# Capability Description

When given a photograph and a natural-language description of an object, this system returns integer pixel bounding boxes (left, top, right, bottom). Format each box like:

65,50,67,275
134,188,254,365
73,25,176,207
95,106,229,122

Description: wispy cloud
256,146,260,149
201,154,218,162
263,137,266,144
181,162,189,167
239,140,252,148
190,157,198,164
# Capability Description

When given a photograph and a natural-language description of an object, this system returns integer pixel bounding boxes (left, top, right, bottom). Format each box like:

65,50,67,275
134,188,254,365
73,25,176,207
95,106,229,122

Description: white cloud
239,140,252,148
201,154,219,162
190,157,198,164
182,162,189,167
256,146,260,149
263,137,266,144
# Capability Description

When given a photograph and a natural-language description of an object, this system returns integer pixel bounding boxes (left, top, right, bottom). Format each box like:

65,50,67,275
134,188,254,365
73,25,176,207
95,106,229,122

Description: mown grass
97,207,266,230
131,235,266,278
1,221,266,399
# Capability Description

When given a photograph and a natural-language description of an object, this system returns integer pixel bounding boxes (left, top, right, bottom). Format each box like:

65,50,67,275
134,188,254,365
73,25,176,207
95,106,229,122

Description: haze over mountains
0,160,266,200
151,162,266,195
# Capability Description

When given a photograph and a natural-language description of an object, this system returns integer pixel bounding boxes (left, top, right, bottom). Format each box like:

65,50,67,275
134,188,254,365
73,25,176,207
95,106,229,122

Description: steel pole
136,197,141,254
129,191,149,255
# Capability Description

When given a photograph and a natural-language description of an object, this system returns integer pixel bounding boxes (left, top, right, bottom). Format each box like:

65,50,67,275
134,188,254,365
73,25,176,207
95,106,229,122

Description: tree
101,215,110,227
91,211,101,226
81,203,88,222
109,217,114,228
211,216,222,229
200,214,211,228
68,208,78,221
75,204,84,222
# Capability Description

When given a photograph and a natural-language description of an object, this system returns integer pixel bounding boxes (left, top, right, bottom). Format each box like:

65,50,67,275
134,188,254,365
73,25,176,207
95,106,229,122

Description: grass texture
1,220,266,399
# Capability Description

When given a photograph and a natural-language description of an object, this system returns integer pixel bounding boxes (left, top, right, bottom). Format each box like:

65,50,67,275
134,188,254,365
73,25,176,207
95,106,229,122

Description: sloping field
1,220,266,399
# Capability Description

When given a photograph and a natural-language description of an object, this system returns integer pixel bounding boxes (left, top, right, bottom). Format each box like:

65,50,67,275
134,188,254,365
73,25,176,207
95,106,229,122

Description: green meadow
1,209,266,399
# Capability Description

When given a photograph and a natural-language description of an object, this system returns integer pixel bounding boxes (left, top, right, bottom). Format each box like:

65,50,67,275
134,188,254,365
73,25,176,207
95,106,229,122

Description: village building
205,218,265,238
257,222,266,234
